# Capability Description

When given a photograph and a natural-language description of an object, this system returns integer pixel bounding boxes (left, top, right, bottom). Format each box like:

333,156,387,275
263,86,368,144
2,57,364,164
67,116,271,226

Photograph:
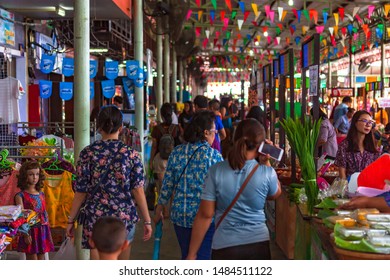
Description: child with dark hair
15,161,54,260
89,216,129,260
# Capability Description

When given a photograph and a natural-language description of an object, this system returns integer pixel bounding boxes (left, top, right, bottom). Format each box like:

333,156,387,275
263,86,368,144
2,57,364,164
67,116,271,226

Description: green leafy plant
280,116,322,215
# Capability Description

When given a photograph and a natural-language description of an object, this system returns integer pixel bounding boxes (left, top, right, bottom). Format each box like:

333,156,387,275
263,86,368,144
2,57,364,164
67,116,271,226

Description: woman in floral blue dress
66,106,152,260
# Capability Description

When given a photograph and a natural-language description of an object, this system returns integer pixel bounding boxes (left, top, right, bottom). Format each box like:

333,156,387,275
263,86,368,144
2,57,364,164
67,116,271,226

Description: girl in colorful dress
15,161,54,260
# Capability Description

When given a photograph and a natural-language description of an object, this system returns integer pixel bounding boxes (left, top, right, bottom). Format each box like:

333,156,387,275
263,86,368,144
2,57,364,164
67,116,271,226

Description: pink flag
355,14,363,24
203,38,209,49
196,27,201,37
292,9,298,19
267,36,271,44
316,26,324,34
368,5,375,19
215,31,220,38
265,5,271,18
223,18,229,30
196,0,201,8
186,10,192,20
269,11,275,23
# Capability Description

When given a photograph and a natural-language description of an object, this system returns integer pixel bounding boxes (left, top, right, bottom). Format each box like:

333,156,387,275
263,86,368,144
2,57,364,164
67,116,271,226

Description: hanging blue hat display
40,53,56,74
101,79,115,98
134,67,144,88
59,82,74,101
126,60,139,80
90,82,95,99
90,60,98,79
38,80,53,99
105,60,119,80
62,57,74,77
122,77,134,96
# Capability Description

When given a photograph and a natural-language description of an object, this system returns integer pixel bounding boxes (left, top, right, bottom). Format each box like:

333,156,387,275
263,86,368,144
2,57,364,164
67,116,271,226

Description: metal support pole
381,38,385,98
171,45,177,103
156,17,163,122
164,34,170,103
178,57,184,102
134,0,144,158
74,0,90,260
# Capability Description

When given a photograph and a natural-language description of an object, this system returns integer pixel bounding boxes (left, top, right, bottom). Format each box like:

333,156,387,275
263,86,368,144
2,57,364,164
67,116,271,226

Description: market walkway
130,216,287,260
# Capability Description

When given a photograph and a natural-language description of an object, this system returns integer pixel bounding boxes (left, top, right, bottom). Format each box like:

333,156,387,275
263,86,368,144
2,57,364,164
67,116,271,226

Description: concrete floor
130,216,287,260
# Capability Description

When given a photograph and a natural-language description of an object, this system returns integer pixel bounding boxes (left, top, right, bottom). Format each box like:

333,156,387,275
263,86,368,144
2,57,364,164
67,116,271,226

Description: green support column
156,17,163,122
74,0,90,260
164,34,170,103
178,57,184,102
134,0,144,159
171,45,177,103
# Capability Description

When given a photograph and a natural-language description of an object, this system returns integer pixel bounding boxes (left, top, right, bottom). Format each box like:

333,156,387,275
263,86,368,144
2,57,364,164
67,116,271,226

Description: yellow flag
257,35,261,42
322,39,327,46
302,25,309,35
385,4,390,16
387,27,390,38
252,3,259,17
333,13,339,26
334,25,339,36
198,10,203,21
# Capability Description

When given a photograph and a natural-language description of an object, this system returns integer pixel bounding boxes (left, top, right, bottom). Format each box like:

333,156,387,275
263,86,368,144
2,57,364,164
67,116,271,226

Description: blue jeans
173,222,215,260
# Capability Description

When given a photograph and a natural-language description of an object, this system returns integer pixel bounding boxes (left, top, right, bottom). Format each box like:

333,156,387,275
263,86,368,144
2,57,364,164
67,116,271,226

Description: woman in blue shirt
154,111,223,260
187,119,281,260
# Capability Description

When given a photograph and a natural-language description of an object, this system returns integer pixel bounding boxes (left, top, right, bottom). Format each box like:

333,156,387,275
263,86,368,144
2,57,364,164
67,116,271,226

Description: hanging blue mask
105,60,119,80
62,57,74,77
59,82,74,101
90,82,95,99
39,80,53,99
126,60,139,80
101,80,115,98
40,53,56,74
90,60,98,79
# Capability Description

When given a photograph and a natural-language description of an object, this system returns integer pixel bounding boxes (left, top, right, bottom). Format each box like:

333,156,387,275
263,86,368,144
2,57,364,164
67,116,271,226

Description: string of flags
189,1,390,60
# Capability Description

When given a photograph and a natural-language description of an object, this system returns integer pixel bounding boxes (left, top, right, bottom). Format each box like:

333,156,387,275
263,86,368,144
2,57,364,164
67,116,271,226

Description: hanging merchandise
134,67,145,88
90,82,95,99
90,60,98,79
126,60,139,80
62,57,74,77
40,53,56,74
105,60,119,80
59,82,74,101
38,80,53,99
101,79,115,98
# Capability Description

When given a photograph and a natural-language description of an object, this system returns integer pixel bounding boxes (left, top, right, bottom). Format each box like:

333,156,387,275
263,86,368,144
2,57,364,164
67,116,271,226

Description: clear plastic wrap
366,214,390,222
367,221,390,230
365,229,389,238
336,227,366,240
367,236,390,247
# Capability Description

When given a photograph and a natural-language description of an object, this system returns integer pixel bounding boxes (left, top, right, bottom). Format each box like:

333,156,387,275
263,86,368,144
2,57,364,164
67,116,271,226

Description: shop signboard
378,97,390,108
0,8,15,46
309,65,318,96
330,88,354,97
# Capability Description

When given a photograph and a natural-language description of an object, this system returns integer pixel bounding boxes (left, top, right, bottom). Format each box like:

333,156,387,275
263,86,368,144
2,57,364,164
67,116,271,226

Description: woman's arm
339,167,347,179
340,196,390,213
267,180,281,200
132,187,152,241
187,200,215,260
66,192,87,237
15,195,24,209
218,128,226,141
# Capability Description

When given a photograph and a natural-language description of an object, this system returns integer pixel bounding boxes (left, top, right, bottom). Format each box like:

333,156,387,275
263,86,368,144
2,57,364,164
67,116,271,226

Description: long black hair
346,110,377,153
160,103,173,125
183,111,215,143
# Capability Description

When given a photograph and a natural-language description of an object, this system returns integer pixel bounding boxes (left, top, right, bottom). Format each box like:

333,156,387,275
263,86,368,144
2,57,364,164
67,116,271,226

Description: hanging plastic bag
53,238,76,260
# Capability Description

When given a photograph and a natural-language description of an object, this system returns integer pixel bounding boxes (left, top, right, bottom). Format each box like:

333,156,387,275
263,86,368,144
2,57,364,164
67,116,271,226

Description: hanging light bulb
288,0,294,6
264,31,268,37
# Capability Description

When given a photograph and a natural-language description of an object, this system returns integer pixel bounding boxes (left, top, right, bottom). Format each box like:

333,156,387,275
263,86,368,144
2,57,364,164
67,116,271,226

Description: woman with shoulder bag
154,111,223,260
187,119,281,260
66,105,152,260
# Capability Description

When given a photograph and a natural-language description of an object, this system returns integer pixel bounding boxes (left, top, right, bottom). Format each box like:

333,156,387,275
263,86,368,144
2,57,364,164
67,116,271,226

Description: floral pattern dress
75,139,144,249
